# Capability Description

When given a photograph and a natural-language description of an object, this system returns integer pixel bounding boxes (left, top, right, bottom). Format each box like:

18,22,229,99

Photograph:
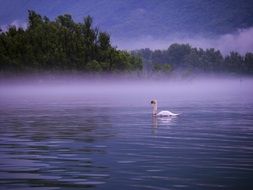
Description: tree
244,52,253,74
134,43,252,75
225,52,243,73
166,43,192,66
0,10,142,73
28,10,43,29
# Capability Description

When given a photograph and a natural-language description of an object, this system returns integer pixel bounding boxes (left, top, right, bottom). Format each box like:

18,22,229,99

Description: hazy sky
115,27,253,55
1,0,253,54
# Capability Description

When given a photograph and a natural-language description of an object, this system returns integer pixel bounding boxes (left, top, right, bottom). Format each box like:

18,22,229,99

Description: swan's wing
167,111,180,116
157,110,179,116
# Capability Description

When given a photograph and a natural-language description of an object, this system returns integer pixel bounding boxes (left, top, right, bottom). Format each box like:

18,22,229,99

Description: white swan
151,99,179,117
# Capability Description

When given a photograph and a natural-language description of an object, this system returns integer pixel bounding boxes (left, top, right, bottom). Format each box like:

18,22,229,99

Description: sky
0,0,253,54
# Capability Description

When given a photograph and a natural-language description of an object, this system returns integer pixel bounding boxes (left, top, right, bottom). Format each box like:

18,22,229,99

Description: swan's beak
151,100,155,104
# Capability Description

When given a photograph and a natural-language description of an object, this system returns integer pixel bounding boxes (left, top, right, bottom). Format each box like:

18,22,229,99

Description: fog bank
0,76,252,108
115,27,253,55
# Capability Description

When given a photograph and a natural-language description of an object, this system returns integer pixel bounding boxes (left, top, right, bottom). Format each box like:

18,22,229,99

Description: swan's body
157,110,179,117
151,100,179,117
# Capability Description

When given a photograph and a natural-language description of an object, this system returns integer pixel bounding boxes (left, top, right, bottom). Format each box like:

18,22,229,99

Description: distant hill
1,0,253,40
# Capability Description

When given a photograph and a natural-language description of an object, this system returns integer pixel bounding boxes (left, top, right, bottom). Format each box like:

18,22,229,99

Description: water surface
0,78,253,189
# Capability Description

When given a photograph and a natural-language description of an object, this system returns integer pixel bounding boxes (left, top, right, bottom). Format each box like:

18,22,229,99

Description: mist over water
1,75,253,189
1,75,252,106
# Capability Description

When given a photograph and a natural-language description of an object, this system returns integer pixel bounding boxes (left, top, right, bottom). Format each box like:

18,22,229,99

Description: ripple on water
1,100,253,189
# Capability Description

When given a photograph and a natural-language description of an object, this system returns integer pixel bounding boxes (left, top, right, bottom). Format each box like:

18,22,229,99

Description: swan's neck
152,104,157,116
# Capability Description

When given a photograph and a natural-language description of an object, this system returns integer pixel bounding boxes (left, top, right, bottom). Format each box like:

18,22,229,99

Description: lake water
0,78,253,189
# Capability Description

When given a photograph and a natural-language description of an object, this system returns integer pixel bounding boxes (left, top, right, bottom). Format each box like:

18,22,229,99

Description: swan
151,99,179,117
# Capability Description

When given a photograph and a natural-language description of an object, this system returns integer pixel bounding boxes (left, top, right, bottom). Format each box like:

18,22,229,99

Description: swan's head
151,100,157,105
151,99,158,116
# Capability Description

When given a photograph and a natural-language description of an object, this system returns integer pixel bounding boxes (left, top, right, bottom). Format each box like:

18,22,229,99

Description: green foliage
86,60,102,72
153,63,172,73
0,10,142,73
133,44,253,75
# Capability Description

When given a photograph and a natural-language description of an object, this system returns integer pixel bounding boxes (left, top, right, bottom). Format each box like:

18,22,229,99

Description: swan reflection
152,116,176,129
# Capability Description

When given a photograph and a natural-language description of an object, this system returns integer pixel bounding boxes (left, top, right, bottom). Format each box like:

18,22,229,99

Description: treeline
0,11,142,73
1,11,252,76
132,44,253,75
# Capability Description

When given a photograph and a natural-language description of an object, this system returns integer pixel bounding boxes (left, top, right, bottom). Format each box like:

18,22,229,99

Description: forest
0,11,142,73
0,11,253,75
132,44,253,75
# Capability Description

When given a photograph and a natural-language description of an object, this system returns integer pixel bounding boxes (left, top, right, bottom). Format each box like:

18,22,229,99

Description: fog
115,27,253,55
1,75,253,108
